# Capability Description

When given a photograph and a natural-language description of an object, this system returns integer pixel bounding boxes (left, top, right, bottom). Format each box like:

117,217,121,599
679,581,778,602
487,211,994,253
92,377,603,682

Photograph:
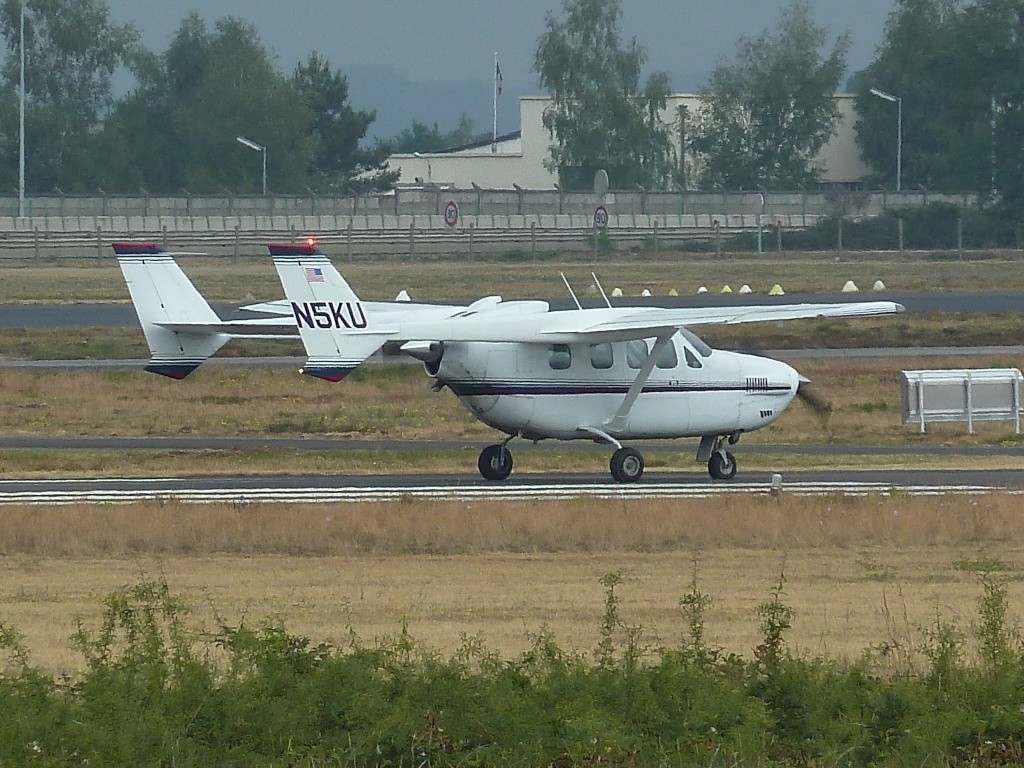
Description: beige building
390,93,870,190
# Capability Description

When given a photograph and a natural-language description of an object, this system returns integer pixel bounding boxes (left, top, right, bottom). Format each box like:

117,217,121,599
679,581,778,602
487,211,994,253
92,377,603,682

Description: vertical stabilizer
269,243,395,380
115,242,229,378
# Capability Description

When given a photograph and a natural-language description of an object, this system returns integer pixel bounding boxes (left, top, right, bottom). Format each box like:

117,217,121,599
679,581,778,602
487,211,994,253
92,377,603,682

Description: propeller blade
796,378,833,420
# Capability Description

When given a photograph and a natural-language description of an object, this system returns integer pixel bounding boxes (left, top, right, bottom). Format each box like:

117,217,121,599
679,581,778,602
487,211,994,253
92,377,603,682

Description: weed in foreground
4,574,1024,765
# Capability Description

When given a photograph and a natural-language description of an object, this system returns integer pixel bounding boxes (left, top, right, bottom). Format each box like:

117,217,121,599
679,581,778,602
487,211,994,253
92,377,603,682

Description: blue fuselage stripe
446,381,791,396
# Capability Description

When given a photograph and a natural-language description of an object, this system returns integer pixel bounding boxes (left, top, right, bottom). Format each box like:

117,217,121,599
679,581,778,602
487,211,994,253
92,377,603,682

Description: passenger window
656,341,678,369
684,346,702,369
589,343,613,369
549,344,571,370
626,339,647,369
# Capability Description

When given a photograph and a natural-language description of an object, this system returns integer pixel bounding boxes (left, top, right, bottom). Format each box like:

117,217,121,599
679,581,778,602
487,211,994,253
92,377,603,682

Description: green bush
3,574,1024,766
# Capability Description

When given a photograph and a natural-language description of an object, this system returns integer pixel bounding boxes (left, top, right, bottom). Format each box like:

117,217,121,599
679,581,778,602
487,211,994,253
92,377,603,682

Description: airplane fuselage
432,332,800,442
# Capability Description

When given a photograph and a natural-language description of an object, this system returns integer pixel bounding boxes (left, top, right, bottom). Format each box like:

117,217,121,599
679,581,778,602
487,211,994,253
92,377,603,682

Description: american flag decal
304,267,324,283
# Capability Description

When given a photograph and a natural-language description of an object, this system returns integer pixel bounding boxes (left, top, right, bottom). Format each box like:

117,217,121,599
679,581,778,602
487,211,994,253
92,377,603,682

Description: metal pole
18,0,25,218
262,147,267,196
896,97,902,193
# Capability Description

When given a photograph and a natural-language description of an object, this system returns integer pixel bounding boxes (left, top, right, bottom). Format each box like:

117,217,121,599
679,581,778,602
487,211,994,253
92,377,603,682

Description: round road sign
444,200,459,228
593,204,609,230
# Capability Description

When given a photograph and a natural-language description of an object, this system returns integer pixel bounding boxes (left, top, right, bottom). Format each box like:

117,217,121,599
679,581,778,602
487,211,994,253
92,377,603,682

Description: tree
534,0,675,190
385,115,489,154
292,52,394,192
0,0,140,191
853,0,980,192
689,0,849,190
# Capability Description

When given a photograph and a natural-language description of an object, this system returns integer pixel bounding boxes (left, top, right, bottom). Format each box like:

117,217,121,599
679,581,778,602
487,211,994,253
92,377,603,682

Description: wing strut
602,333,673,434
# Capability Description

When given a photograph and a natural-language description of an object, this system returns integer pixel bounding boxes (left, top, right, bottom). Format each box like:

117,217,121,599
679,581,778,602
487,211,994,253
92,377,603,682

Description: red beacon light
306,237,317,249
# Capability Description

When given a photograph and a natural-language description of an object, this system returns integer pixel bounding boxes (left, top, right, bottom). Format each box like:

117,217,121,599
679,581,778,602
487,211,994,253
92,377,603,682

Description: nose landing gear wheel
478,444,513,481
708,450,737,480
610,447,644,483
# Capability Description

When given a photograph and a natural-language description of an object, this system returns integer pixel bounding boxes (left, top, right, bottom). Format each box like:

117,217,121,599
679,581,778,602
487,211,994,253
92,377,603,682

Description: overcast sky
102,1,898,138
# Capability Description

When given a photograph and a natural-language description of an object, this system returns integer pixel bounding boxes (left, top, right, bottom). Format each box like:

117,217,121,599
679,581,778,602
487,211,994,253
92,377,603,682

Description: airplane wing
538,301,906,338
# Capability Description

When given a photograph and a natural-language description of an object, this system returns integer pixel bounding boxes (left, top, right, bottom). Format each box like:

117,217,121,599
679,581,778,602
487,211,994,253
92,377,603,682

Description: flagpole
492,51,498,153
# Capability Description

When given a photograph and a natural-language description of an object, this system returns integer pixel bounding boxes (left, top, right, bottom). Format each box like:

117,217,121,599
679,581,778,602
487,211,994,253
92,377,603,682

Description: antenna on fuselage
591,272,612,309
560,272,583,310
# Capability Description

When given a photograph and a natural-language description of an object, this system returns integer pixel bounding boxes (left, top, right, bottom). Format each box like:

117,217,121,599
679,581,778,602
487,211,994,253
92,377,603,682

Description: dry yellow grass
2,356,1021,447
6,251,1024,303
2,493,1024,674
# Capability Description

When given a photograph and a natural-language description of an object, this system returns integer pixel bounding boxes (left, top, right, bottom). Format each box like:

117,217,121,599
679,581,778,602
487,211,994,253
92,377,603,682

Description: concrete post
409,220,415,259
95,224,102,259
347,219,353,262
233,224,240,262
898,217,904,253
530,220,536,260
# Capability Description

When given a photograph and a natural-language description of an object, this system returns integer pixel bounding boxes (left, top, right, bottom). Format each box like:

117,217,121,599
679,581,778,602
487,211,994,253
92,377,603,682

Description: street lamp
870,87,902,193
412,151,431,183
235,135,266,196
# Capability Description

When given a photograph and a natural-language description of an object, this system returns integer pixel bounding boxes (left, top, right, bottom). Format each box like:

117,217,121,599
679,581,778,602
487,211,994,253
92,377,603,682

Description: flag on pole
495,60,503,96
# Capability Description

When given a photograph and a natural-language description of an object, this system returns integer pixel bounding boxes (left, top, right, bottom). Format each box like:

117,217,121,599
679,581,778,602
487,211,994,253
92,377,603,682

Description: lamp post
235,135,266,195
870,87,902,193
412,151,431,183
18,0,25,217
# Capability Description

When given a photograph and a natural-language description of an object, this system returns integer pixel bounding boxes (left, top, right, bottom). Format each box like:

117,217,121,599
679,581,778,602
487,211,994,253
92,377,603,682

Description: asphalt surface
0,469,1021,499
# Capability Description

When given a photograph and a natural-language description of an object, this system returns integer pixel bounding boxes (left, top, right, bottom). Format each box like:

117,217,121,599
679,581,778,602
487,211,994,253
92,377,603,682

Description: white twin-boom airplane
116,241,905,483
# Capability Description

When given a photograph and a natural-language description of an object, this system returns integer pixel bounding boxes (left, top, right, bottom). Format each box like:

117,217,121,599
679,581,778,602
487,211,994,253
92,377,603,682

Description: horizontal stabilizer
117,244,229,378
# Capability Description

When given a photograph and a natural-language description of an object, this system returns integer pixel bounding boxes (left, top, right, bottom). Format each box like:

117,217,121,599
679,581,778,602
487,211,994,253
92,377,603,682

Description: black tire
478,444,513,481
708,450,737,480
610,447,644,483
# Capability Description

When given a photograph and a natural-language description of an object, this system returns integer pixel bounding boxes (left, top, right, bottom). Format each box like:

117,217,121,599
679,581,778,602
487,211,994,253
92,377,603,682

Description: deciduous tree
534,0,675,190
689,0,848,190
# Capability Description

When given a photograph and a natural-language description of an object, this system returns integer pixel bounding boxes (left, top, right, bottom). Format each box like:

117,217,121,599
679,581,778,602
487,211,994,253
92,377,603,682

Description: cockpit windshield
679,328,713,357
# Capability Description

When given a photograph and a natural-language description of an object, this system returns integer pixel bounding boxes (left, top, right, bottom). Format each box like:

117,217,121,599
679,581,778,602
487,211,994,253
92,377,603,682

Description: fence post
347,219,353,262
756,212,762,253
33,227,39,262
161,224,169,249
713,220,721,259
1014,375,1021,434
233,224,240,262
956,217,963,259
917,375,926,434
653,219,659,256
836,217,843,251
290,224,297,244
965,373,974,435
897,217,904,253
468,222,475,259
95,224,103,259
776,220,783,252
409,220,415,259
530,220,536,260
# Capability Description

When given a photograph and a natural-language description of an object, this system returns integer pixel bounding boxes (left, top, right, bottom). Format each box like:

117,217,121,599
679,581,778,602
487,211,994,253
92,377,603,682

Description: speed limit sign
593,204,609,230
444,200,459,228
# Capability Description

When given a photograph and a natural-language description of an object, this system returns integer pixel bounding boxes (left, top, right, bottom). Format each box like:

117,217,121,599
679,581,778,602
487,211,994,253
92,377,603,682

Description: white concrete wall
388,93,871,190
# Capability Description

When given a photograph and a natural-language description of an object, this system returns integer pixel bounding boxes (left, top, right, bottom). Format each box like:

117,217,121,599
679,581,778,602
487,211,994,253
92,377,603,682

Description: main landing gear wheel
610,447,644,483
708,450,737,480
478,444,513,481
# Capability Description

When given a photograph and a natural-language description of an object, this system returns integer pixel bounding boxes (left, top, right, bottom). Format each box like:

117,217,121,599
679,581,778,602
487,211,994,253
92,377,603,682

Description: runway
0,469,1021,505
